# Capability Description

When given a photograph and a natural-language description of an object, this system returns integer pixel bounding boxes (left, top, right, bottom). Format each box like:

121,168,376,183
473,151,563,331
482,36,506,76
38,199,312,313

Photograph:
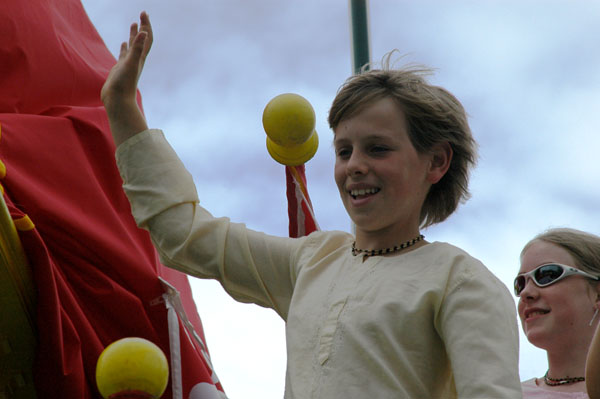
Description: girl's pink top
522,378,589,399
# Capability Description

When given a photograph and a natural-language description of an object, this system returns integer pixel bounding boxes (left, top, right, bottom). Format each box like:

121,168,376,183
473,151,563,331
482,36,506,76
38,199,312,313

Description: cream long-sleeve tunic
116,129,522,399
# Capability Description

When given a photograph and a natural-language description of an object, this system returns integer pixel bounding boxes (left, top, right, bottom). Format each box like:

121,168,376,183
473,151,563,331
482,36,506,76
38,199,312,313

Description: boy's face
333,97,433,242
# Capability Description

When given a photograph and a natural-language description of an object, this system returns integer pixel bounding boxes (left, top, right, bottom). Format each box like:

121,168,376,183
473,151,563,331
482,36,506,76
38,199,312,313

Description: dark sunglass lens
535,265,563,285
515,276,525,295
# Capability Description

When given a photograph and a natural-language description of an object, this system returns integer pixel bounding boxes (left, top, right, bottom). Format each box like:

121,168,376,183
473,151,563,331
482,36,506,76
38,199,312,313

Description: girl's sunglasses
514,263,600,296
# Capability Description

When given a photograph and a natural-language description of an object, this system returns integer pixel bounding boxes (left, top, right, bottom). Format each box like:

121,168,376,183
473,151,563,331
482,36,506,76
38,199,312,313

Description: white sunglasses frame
514,262,600,297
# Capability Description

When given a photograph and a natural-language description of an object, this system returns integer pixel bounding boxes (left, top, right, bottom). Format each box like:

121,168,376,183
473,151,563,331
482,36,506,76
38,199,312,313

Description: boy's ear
427,142,452,184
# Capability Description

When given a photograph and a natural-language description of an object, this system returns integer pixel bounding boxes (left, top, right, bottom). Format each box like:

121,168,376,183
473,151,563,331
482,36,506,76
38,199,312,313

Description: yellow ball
262,93,316,147
96,337,169,399
266,130,319,166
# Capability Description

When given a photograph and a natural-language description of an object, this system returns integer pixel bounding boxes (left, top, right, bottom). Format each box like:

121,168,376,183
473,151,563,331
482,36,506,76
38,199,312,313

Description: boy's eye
336,148,351,159
370,145,389,154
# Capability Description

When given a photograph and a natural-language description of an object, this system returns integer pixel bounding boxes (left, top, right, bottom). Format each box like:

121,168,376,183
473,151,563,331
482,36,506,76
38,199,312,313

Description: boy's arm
441,270,523,398
101,11,153,146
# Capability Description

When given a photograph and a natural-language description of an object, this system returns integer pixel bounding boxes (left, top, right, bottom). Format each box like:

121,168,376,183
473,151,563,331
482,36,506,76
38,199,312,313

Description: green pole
348,0,371,236
349,0,371,75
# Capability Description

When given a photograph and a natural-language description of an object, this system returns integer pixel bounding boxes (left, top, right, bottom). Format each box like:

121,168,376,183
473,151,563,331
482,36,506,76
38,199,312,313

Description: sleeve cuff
115,129,200,227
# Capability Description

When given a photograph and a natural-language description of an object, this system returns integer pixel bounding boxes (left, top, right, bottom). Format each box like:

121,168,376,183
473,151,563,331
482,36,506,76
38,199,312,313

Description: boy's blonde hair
328,57,477,227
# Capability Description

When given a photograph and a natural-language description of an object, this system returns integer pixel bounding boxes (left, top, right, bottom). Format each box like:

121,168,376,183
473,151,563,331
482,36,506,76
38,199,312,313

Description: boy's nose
346,152,368,176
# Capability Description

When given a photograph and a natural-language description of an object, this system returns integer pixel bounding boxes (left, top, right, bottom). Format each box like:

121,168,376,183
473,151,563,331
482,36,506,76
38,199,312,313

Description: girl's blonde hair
521,228,600,275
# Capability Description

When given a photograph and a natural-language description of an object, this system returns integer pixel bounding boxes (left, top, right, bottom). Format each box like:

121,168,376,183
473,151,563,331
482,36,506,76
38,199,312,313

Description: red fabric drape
0,1,223,397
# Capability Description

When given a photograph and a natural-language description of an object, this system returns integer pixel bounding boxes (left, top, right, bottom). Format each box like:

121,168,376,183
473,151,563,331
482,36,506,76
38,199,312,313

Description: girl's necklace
543,370,585,386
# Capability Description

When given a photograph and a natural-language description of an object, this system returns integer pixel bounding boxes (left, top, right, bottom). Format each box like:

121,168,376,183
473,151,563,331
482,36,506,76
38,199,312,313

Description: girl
517,228,600,398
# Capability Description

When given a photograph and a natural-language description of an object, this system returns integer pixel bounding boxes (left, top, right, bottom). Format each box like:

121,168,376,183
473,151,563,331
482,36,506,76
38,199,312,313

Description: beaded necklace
351,234,424,257
543,370,585,386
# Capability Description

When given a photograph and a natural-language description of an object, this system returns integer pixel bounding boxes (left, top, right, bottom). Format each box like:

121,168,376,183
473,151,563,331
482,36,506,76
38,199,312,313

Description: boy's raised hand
101,12,153,145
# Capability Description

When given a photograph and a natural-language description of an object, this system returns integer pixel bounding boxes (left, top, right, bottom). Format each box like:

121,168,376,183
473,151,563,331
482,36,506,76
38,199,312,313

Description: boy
103,12,522,398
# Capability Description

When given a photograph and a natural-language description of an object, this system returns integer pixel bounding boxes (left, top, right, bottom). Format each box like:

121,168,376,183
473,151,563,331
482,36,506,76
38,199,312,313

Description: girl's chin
524,330,552,350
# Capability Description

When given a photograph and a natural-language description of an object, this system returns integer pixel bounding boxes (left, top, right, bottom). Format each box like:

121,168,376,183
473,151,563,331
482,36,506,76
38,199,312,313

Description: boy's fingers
118,42,128,60
139,12,153,52
130,32,148,62
140,11,150,30
128,23,138,48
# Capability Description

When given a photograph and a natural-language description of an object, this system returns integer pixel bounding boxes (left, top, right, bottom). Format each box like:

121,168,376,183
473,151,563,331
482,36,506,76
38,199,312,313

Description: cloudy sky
81,1,600,397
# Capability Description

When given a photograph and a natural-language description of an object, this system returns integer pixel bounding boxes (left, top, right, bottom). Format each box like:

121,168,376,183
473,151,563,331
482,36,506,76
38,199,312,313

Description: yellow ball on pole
262,93,319,166
96,337,169,399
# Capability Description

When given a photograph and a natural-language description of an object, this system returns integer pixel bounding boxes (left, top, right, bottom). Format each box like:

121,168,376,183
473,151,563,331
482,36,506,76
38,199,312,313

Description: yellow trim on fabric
13,215,35,231
0,124,4,179
288,165,309,199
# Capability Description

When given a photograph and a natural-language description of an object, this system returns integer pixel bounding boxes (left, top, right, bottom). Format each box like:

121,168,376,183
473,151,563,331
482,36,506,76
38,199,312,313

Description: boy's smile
333,97,435,248
349,187,380,200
